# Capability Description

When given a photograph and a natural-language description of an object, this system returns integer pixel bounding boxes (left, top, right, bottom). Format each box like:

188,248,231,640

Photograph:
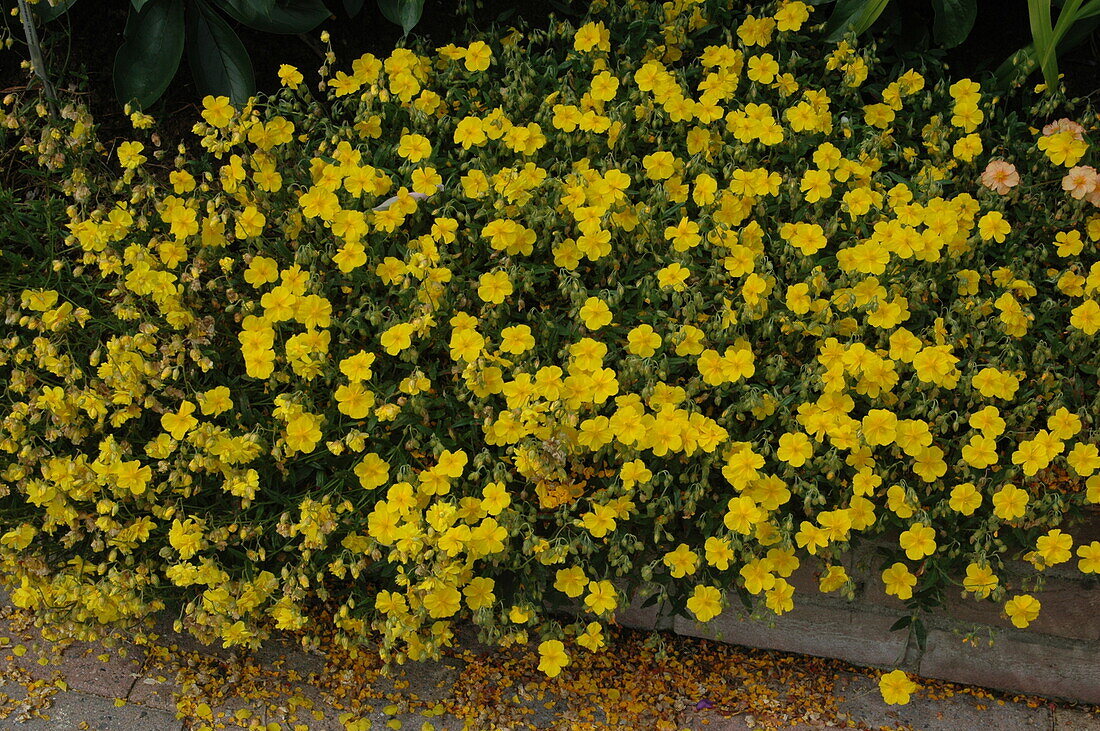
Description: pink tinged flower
1043,118,1085,140
1062,166,1098,200
980,160,1020,195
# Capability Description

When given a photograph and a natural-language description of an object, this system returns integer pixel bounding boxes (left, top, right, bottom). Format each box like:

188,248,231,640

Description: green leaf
343,0,366,15
131,0,151,11
33,0,80,22
913,618,928,651
220,0,330,33
823,0,891,42
186,0,255,106
377,0,424,35
930,0,977,47
113,0,185,109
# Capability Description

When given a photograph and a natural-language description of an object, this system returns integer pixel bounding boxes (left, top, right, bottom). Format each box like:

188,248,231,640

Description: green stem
16,0,59,115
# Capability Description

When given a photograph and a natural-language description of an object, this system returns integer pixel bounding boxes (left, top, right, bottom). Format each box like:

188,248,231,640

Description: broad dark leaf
931,0,977,47
377,0,424,34
33,0,80,22
822,0,891,42
187,0,255,106
220,0,330,33
113,0,185,109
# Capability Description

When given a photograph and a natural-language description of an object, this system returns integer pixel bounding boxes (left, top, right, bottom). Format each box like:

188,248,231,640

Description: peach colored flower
1062,166,1098,200
980,160,1020,195
1042,118,1085,140
1088,187,1100,208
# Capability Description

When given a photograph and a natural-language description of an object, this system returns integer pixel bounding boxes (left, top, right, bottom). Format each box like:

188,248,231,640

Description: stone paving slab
920,629,1100,704
1056,707,1100,729
8,692,183,731
57,640,144,700
834,672,1052,730
0,590,1097,731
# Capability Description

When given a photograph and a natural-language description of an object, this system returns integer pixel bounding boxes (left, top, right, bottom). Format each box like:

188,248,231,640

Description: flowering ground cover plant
1,0,1099,702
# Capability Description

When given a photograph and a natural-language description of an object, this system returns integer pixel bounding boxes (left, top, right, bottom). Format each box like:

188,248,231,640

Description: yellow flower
573,21,609,53
554,567,588,598
764,578,794,614
478,270,513,304
584,580,618,615
1004,594,1040,628
992,484,1029,521
626,325,662,357
961,435,998,469
481,481,511,515
576,622,604,651
1077,541,1100,574
948,483,982,516
277,64,303,88
500,324,535,354
819,565,848,593
169,518,206,560
977,211,1010,242
197,386,233,416
537,639,569,677
657,263,691,291
396,133,432,163
898,522,936,561
776,432,813,467
642,151,676,180
200,95,234,127
881,562,916,600
704,536,735,570
464,40,492,71
1037,130,1088,167
879,670,918,705
116,141,146,169
969,406,1006,436
799,168,832,203
1070,300,1100,335
963,563,998,598
686,585,723,622
740,559,775,595
244,256,279,287
861,409,897,447
161,401,198,440
1034,529,1073,567
746,53,779,84
422,584,461,619
663,544,700,578
1067,443,1100,476
380,323,416,355
579,297,613,329
463,577,495,610
354,453,389,490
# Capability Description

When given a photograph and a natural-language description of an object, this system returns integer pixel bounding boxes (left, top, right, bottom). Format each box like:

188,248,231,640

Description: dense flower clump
1,0,1099,684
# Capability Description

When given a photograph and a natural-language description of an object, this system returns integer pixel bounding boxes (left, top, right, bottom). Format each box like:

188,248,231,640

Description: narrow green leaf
1026,0,1057,87
186,0,255,106
220,0,330,34
113,0,185,109
889,616,911,631
377,0,425,35
913,619,928,651
930,0,977,47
